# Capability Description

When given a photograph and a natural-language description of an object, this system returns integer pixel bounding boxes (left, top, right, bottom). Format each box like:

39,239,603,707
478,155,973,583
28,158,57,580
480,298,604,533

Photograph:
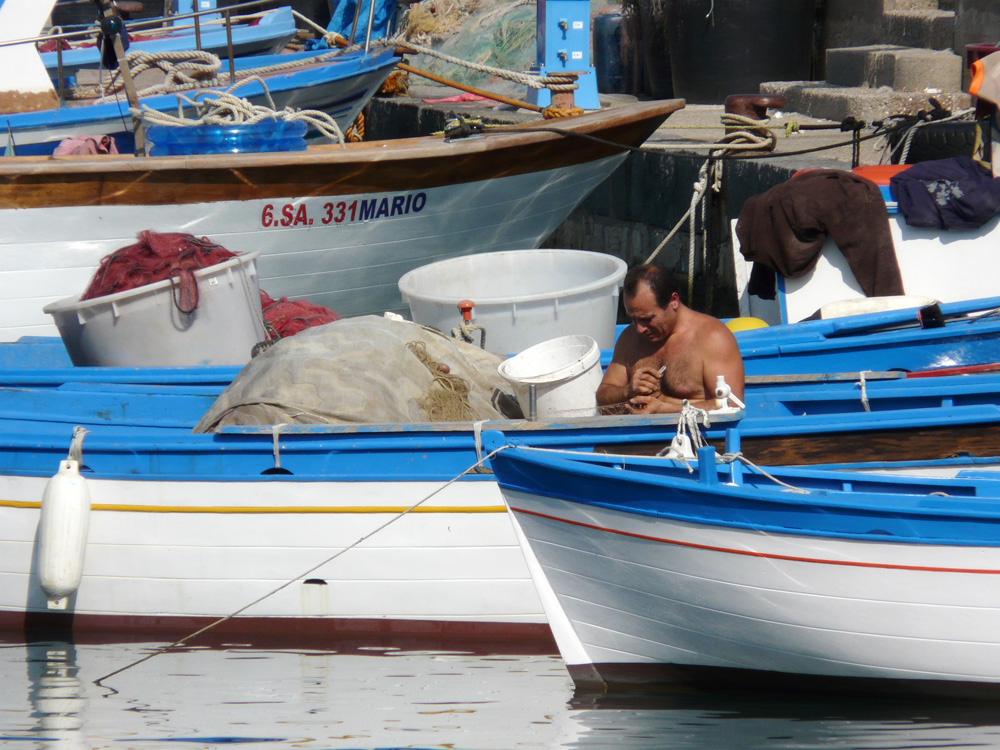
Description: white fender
37,458,91,610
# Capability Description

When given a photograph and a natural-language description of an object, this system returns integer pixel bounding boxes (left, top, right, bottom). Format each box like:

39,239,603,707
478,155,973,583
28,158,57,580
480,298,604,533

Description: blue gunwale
487,440,1000,547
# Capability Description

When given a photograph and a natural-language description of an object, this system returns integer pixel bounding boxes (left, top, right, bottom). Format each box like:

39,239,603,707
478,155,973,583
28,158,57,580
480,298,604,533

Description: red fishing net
82,231,237,312
261,291,340,338
81,230,340,339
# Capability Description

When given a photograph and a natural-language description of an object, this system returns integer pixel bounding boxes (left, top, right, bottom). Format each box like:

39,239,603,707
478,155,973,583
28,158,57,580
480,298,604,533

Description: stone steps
763,1,972,123
760,80,969,123
826,44,961,91
883,9,956,50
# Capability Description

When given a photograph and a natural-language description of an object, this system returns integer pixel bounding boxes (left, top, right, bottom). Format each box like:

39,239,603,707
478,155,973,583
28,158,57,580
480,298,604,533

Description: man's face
624,284,678,344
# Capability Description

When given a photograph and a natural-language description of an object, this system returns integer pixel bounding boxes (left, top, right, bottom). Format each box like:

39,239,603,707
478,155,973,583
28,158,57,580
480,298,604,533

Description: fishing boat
0,100,681,343
40,4,298,83
486,437,1000,696
3,46,400,156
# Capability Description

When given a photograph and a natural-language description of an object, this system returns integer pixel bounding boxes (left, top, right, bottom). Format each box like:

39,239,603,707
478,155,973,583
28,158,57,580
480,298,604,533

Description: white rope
718,452,809,494
451,320,486,348
386,33,578,91
877,107,976,165
645,114,765,269
81,45,367,102
94,444,510,686
656,401,709,469
67,426,89,463
133,80,346,145
271,423,287,470
645,159,710,265
857,371,871,413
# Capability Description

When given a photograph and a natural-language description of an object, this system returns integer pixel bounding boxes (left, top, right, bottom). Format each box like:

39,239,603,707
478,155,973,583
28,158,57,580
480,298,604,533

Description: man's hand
627,395,680,414
628,366,662,399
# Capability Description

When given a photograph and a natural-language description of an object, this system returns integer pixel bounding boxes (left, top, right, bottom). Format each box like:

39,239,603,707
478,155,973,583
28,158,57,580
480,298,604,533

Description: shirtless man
597,265,744,414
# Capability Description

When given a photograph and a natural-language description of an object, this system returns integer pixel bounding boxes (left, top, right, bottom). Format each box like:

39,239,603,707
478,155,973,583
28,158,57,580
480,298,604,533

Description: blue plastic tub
146,119,308,156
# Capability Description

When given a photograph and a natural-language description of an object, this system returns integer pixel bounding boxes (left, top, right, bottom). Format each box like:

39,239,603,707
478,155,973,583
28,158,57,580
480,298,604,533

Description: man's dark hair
623,264,678,308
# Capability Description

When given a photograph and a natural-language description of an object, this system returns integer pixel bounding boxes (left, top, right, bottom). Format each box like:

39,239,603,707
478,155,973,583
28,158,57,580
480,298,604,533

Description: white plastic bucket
43,252,266,367
497,335,603,418
397,249,627,355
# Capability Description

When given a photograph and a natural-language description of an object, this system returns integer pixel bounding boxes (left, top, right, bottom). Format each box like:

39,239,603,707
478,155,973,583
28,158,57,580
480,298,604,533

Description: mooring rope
384,32,578,92
877,106,976,165
93,444,510,687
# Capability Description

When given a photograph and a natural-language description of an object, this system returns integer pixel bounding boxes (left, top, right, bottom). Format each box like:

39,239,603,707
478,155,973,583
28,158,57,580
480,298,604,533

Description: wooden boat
40,5,298,82
2,46,400,155
0,100,681,342
487,438,1000,696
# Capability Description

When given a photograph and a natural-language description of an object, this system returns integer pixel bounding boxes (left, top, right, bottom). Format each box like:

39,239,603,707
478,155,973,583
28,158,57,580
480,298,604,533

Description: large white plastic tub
497,335,602,418
398,249,627,355
43,252,266,367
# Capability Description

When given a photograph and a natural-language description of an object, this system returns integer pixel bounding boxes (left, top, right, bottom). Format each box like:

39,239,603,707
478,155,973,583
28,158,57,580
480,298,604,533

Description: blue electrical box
528,0,600,110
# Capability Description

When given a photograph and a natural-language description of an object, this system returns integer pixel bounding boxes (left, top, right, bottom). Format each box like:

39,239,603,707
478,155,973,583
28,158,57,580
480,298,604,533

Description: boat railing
5,0,283,99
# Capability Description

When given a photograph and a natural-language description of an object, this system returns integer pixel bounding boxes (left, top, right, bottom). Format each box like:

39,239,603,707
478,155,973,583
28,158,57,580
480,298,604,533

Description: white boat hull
0,156,624,340
507,489,1000,690
1,474,547,639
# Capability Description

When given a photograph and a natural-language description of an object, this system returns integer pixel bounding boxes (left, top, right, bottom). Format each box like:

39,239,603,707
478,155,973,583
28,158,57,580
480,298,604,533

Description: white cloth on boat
193,316,516,432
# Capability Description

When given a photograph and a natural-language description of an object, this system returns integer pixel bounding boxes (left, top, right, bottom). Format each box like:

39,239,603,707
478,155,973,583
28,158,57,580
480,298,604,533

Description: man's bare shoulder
691,312,739,350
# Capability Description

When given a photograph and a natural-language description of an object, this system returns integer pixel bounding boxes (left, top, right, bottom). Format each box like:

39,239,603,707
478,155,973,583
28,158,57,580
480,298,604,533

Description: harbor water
5,637,1000,749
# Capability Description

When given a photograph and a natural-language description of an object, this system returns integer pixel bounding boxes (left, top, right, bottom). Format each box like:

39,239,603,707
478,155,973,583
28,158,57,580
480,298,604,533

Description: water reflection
2,639,576,748
6,639,1000,749
568,689,1000,749
24,640,89,750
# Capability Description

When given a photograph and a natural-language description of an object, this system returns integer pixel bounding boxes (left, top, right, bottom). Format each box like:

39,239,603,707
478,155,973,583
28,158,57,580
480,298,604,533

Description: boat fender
37,451,91,610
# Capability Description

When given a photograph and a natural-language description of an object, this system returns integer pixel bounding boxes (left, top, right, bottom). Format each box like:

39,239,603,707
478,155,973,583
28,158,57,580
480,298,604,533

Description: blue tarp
323,0,395,44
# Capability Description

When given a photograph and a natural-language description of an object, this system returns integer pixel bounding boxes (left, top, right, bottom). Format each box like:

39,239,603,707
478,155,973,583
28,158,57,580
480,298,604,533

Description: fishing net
398,0,621,96
261,291,340,338
80,230,238,313
193,315,518,431
402,0,536,96
81,231,340,337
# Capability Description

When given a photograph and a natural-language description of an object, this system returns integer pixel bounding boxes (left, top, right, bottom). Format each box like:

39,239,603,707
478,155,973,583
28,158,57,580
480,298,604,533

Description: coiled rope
407,340,477,422
132,77,346,146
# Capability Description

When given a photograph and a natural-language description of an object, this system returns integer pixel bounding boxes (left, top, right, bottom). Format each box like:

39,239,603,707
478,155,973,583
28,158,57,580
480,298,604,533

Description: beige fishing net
193,315,518,432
